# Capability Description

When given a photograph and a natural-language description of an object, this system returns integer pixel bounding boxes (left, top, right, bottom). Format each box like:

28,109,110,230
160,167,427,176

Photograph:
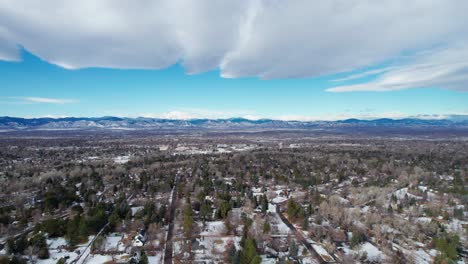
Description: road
163,174,180,264
276,204,335,264
72,223,109,264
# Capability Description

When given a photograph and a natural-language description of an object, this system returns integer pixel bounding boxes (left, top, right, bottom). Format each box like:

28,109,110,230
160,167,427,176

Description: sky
0,0,467,120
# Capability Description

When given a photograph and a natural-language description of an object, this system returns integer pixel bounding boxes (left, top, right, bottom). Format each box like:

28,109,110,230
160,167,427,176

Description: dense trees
137,202,165,227
6,236,28,255
66,203,108,246
286,199,305,220
34,218,67,237
6,233,49,259
43,185,80,212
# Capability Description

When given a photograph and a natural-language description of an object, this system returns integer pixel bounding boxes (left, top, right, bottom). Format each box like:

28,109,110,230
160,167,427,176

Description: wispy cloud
327,44,468,92
9,97,78,104
332,67,396,82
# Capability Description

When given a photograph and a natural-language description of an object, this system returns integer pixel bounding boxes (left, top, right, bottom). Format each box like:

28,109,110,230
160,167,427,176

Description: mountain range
1,116,468,131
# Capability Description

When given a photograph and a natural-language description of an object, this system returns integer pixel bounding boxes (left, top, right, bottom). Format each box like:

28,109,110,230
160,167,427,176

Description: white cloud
331,67,396,82
17,97,78,104
143,111,202,120
0,0,467,91
0,27,20,61
327,44,468,92
137,108,256,120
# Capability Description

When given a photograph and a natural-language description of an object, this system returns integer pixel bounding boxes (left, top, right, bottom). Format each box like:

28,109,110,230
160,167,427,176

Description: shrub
433,234,460,263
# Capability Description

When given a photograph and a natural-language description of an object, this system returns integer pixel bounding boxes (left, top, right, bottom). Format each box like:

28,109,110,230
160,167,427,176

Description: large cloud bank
0,0,467,90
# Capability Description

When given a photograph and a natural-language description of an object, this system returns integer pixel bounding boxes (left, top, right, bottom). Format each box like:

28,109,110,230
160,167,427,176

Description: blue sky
0,1,467,120
1,50,467,120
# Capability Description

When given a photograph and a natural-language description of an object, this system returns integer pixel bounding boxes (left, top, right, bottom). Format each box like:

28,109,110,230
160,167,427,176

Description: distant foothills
1,115,468,131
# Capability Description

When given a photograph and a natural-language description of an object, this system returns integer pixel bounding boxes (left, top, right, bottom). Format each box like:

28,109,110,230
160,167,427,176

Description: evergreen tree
289,241,298,257
227,244,239,264
286,198,305,220
66,216,83,246
200,201,211,222
6,235,28,255
240,238,260,264
108,210,120,230
78,219,88,241
30,233,49,259
263,222,270,234
139,250,148,264
183,202,193,234
261,195,268,213
217,200,231,219
302,217,309,230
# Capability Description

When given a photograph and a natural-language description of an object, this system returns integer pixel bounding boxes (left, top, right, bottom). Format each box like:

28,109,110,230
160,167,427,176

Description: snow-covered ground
359,242,384,262
267,203,276,213
302,256,320,264
36,250,79,264
260,256,277,263
103,234,124,251
114,155,130,164
394,187,422,200
312,244,335,262
272,196,288,204
200,221,225,236
269,208,290,235
412,249,433,264
75,235,96,264
392,242,438,264
36,236,95,264
174,144,257,155
270,188,289,204
131,206,144,216
83,254,112,264
445,219,468,234
416,217,432,224
158,145,169,151
148,252,163,264
47,237,67,249
194,221,241,262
